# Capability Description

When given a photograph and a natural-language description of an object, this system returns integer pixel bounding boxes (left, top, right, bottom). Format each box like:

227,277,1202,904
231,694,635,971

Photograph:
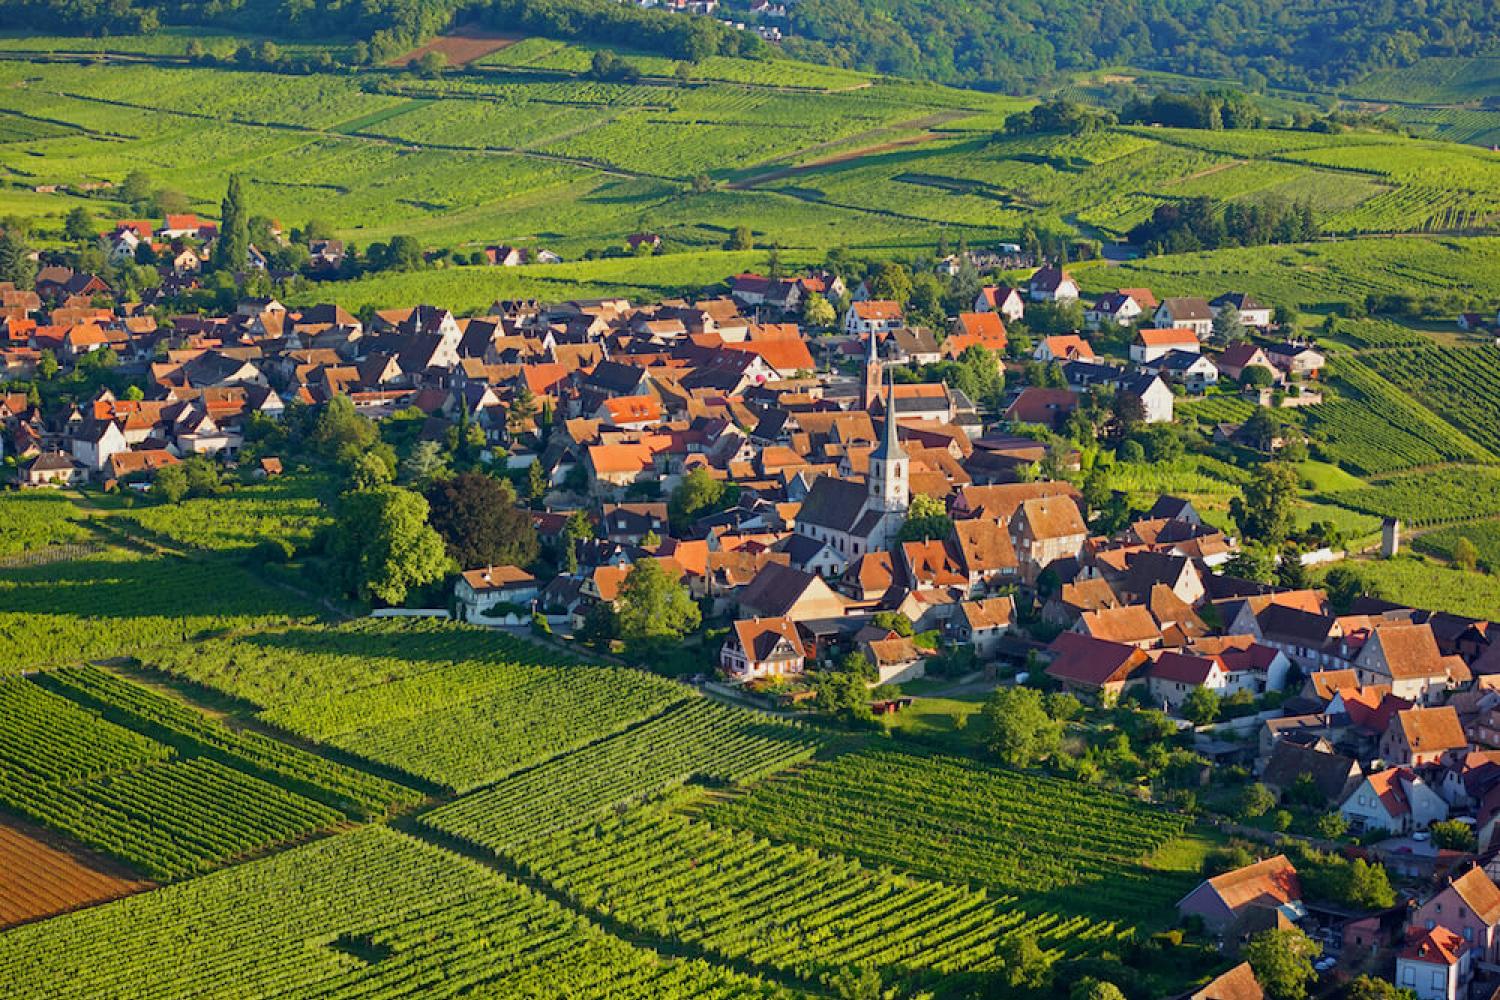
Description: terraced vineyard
0,826,806,999
1413,520,1500,572
1308,357,1492,474
0,674,401,879
423,698,825,850
1360,345,1500,456
1321,468,1500,528
147,619,688,791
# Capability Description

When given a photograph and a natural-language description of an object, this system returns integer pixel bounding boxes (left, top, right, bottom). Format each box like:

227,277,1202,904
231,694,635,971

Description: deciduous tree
424,472,539,570
617,557,700,641
332,486,449,605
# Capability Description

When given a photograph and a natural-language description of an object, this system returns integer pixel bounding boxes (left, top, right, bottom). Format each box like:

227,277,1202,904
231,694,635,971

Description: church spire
862,328,883,410
871,373,905,461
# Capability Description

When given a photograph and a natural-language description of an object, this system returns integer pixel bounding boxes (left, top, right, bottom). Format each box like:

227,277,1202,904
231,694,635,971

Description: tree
669,466,728,532
1230,463,1299,546
331,487,449,605
425,472,539,570
897,492,952,541
814,670,872,722
560,509,593,574
121,169,154,206
507,385,537,440
1240,364,1276,389
1315,812,1347,839
400,439,449,485
526,460,548,502
871,262,912,305
1454,537,1479,572
0,227,35,288
385,235,424,271
725,225,753,251
870,611,913,637
907,272,946,328
997,934,1054,991
213,174,250,273
415,50,446,76
346,450,394,492
1344,975,1415,1000
802,292,836,329
1211,306,1245,343
984,687,1061,766
1069,979,1127,1000
63,206,95,243
181,456,221,498
152,463,188,503
311,395,380,464
1243,928,1319,1000
1181,685,1221,726
1430,819,1475,852
1222,546,1275,583
1323,566,1367,614
617,558,700,642
1238,782,1275,819
578,601,619,649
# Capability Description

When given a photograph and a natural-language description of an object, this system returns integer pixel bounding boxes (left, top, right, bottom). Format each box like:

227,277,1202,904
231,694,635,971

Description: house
951,597,1013,657
861,633,930,685
1044,632,1151,703
1264,343,1326,379
600,503,669,544
1130,327,1200,364
1033,334,1095,364
1003,387,1078,430
1176,855,1304,936
1259,740,1362,808
973,285,1025,322
1340,767,1448,835
1027,265,1079,302
23,451,84,486
1395,926,1469,1000
736,562,846,622
720,616,807,682
455,565,538,621
1356,623,1468,706
1154,297,1215,339
1210,292,1273,329
1009,495,1088,582
1076,605,1161,649
1086,290,1145,329
70,420,127,473
1149,349,1220,390
1214,344,1278,383
1183,962,1265,1000
844,300,903,335
1411,867,1500,965
1116,372,1174,424
1381,706,1468,767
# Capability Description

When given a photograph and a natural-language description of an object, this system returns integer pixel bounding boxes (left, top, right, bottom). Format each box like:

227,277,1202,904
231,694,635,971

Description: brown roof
461,564,535,593
1369,623,1445,679
1205,855,1301,912
1077,605,1160,645
1189,962,1265,1000
1393,705,1467,754
960,597,1014,631
1057,578,1121,613
1016,496,1087,541
732,616,805,661
1308,669,1359,701
1045,632,1149,689
951,519,1017,573
1448,867,1500,925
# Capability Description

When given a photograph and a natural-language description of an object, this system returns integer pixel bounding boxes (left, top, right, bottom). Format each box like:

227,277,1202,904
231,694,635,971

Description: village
5,212,1500,1000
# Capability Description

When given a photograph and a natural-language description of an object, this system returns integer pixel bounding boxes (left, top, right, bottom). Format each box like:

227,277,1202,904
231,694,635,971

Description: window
1431,971,1444,989
1427,919,1436,930
1464,927,1473,941
1401,967,1415,986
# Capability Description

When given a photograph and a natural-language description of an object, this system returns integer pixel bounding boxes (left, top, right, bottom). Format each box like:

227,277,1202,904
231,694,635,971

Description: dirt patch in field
731,111,970,189
0,816,152,928
390,28,523,69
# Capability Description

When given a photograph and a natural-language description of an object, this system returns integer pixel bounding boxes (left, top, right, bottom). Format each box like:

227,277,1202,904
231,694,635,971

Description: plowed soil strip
0,816,152,929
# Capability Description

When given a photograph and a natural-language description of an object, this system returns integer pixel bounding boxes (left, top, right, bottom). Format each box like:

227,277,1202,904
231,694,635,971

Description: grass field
1321,555,1500,620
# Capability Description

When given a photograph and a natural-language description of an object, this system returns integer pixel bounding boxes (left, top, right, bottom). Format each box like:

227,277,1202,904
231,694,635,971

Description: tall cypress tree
214,174,249,273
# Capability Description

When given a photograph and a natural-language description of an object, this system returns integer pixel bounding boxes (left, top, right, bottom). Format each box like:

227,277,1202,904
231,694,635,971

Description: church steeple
862,328,883,410
868,374,908,513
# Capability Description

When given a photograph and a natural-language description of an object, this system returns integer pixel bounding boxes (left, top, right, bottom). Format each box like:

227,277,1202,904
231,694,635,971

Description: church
791,335,911,572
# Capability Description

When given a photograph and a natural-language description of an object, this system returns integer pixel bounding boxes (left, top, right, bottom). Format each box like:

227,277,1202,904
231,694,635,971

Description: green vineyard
1322,467,1500,527
423,698,825,850
0,673,379,879
0,493,90,558
1361,345,1500,457
711,749,1193,903
147,620,688,792
0,826,807,999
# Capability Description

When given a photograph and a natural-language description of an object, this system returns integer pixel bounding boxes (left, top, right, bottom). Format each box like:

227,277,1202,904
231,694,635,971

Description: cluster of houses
8,244,1500,996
